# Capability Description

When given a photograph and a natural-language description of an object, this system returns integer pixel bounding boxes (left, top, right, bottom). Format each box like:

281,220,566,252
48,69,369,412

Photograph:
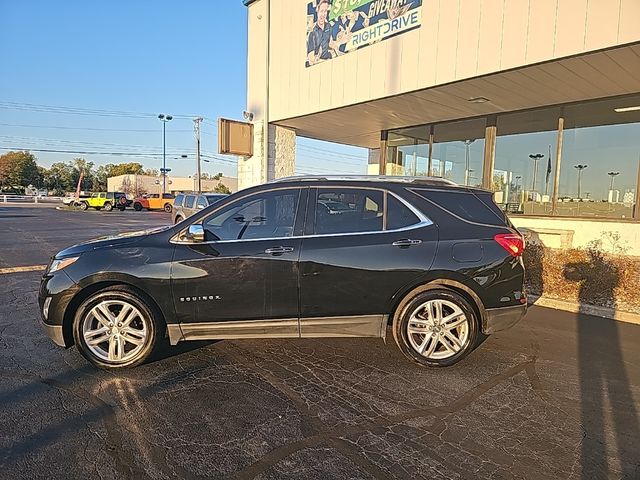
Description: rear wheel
133,202,143,211
72,287,164,369
103,202,113,212
174,215,183,224
79,201,88,211
392,288,478,367
163,203,172,213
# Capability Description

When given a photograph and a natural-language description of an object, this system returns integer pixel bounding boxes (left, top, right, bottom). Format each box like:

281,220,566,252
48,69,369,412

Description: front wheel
174,215,183,224
79,201,88,211
133,202,143,211
164,203,172,213
392,288,479,367
72,287,164,369
103,202,113,212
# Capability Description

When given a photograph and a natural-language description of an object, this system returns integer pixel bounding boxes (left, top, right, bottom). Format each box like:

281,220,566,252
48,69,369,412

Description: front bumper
39,319,66,347
483,304,527,334
38,269,79,348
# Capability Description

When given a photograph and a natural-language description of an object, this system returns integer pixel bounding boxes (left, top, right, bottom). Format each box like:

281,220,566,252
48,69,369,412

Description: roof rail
271,175,458,186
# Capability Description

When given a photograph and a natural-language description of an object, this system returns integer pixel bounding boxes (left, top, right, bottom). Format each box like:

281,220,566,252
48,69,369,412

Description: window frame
183,195,196,209
307,186,430,237
172,185,431,245
175,187,307,244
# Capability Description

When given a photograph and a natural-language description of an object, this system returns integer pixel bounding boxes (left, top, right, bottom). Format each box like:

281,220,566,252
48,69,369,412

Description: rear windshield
413,189,508,226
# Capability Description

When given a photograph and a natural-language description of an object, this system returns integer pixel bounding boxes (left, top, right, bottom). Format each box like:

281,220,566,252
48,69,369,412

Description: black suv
39,176,527,369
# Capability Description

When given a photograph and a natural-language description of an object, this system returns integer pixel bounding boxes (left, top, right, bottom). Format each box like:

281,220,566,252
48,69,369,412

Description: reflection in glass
559,122,639,218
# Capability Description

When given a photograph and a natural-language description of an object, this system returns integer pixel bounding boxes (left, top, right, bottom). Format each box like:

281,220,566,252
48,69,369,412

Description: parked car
39,176,527,369
62,193,91,207
133,193,175,213
172,192,228,224
79,192,129,211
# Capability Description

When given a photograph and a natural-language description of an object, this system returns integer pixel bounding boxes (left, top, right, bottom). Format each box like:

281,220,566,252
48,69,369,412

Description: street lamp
158,114,173,194
574,164,588,200
528,153,544,193
607,171,620,193
463,139,475,186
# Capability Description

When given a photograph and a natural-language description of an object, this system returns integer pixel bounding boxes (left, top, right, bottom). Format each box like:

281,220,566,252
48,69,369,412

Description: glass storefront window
493,109,560,215
387,118,485,186
432,119,485,187
558,97,640,219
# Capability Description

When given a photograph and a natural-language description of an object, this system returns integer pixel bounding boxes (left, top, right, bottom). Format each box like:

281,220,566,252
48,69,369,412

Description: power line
0,101,204,120
0,122,193,133
0,147,168,158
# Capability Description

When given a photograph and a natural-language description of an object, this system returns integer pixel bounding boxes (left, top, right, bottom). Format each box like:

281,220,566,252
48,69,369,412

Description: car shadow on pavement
564,248,640,479
147,339,220,365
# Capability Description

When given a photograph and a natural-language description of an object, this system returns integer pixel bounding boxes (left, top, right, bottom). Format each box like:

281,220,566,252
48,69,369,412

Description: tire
104,202,113,212
392,288,479,367
174,215,183,224
79,201,88,211
72,287,165,369
134,202,143,211
163,203,172,213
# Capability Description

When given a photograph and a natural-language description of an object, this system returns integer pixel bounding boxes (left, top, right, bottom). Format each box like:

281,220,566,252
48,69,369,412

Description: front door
299,187,438,337
171,187,306,340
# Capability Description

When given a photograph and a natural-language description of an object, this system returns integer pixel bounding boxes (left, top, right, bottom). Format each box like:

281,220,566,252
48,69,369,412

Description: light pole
574,164,588,200
607,171,620,193
158,114,173,194
528,153,544,193
463,139,475,186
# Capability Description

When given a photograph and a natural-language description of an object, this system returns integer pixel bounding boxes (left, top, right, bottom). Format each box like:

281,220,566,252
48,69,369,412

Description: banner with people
306,0,423,67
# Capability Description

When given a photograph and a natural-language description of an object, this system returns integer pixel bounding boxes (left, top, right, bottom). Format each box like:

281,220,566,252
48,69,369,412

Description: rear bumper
483,304,527,334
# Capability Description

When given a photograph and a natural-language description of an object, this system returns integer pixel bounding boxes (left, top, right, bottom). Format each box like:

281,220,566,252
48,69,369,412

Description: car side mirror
186,224,205,242
197,204,205,209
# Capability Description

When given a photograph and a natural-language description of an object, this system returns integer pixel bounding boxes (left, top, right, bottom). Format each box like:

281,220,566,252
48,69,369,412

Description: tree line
0,150,230,195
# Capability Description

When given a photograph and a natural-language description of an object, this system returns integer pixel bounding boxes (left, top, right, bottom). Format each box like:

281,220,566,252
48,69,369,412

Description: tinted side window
203,189,300,241
174,194,184,207
163,193,174,199
196,196,208,209
387,195,421,230
315,188,383,234
184,195,195,209
415,189,507,226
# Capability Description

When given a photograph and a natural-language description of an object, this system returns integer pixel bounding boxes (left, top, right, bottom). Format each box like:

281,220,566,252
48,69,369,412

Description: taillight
494,233,524,257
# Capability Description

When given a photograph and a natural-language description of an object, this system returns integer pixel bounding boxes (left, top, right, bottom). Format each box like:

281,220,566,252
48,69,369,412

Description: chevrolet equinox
39,176,527,369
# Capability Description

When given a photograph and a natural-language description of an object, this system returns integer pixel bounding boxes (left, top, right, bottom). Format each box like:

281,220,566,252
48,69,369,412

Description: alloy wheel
406,299,469,360
82,300,148,362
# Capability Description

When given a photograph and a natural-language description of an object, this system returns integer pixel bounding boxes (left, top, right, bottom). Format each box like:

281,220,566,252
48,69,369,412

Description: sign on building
218,118,253,156
306,0,422,67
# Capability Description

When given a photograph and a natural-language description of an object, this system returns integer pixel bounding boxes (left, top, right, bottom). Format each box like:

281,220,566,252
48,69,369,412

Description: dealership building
241,0,640,254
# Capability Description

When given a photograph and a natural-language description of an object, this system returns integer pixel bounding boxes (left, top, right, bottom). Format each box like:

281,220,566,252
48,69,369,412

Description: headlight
49,256,79,273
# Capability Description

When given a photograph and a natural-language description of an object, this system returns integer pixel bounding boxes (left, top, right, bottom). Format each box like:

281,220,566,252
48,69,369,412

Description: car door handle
264,246,295,255
392,239,422,247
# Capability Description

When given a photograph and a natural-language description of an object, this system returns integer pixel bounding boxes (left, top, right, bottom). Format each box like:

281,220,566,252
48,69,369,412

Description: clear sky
0,0,367,180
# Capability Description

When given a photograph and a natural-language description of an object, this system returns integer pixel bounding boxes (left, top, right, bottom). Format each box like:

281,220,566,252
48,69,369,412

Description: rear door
298,186,438,337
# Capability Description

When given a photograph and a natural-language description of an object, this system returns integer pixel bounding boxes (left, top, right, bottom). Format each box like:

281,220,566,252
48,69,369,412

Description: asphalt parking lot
0,205,638,479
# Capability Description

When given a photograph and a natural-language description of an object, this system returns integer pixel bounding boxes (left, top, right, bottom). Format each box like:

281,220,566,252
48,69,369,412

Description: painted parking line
0,265,47,275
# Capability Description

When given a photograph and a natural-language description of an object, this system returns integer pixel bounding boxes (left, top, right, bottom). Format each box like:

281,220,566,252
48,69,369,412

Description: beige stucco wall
248,0,640,123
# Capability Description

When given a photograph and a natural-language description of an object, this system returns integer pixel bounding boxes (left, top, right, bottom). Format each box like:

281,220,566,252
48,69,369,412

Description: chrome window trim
171,186,432,245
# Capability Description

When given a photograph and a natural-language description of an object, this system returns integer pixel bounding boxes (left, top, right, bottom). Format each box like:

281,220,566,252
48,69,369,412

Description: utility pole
194,117,203,193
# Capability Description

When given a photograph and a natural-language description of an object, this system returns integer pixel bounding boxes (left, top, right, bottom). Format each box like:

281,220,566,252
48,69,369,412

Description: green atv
79,192,129,211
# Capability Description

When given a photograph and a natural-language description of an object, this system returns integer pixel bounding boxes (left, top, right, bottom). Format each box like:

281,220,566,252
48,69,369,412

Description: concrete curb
528,295,640,325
